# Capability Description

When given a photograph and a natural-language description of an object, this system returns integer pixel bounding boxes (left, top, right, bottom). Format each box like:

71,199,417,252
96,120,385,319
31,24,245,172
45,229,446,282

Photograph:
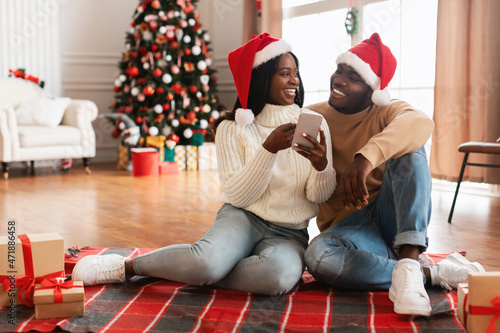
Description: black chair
448,137,500,223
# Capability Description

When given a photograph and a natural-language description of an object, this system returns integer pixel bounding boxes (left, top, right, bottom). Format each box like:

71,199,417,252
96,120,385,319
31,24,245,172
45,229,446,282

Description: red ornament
169,134,180,143
193,24,201,31
153,68,162,77
186,111,196,122
143,86,155,96
114,86,120,92
162,103,170,111
170,41,178,49
185,49,192,55
184,7,192,14
125,67,139,76
167,93,174,100
139,46,147,55
179,116,186,124
156,86,165,94
151,44,158,52
171,84,183,95
132,51,139,57
151,0,160,9
189,85,198,93
155,52,162,59
130,22,135,27
136,117,143,124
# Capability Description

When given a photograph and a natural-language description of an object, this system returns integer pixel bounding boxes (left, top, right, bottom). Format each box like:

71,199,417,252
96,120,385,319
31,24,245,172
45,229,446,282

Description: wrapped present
159,162,178,174
117,142,130,171
0,233,65,307
146,135,166,148
131,148,159,176
174,145,187,171
198,142,217,171
33,279,85,319
467,272,500,333
186,145,198,171
457,283,469,327
165,147,175,162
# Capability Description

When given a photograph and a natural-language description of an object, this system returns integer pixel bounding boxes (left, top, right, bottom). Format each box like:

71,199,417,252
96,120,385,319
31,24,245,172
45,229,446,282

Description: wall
59,0,243,162
59,0,137,162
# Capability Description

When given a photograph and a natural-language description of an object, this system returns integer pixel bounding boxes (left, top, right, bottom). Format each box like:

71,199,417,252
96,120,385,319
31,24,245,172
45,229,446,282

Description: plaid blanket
1,248,465,333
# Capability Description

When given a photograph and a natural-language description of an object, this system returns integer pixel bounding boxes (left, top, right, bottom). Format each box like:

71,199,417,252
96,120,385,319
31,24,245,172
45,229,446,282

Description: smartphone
292,111,323,151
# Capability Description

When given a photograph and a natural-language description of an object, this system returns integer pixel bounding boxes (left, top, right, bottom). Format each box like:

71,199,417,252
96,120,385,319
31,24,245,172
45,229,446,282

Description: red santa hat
336,33,397,106
228,32,292,125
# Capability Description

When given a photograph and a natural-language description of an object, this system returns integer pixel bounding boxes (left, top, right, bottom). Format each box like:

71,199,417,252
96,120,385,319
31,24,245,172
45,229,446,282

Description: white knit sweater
215,103,336,229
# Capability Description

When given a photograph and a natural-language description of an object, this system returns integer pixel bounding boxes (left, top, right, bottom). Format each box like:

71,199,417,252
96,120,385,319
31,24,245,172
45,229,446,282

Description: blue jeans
305,147,432,290
133,203,309,296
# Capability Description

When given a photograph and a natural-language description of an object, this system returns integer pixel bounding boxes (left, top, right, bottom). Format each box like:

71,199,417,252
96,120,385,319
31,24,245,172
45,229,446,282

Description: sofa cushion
16,97,71,127
18,125,81,148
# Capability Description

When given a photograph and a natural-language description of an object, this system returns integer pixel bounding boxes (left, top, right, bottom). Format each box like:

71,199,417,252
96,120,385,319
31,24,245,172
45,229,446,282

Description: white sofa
0,77,98,178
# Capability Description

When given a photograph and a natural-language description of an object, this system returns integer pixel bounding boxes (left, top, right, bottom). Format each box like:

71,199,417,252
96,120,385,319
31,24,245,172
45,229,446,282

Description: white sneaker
72,254,126,286
432,252,485,291
389,259,431,316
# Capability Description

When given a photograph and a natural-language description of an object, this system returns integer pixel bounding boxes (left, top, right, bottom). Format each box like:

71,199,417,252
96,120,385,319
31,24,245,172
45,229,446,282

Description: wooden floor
1,162,499,271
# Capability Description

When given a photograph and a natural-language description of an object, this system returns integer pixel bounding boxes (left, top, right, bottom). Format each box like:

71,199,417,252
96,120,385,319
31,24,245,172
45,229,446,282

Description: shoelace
402,265,424,293
97,262,124,284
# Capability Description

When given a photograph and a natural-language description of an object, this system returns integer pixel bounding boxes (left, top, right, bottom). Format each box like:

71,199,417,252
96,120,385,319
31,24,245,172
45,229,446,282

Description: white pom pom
235,108,254,126
371,89,391,106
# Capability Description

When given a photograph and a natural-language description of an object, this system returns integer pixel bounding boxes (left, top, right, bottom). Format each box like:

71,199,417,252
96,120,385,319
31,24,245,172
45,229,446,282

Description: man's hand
340,154,373,210
262,123,296,154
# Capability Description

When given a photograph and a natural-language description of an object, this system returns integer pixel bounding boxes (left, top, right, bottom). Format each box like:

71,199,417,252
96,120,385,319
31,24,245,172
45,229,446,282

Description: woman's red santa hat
336,33,397,106
228,32,292,125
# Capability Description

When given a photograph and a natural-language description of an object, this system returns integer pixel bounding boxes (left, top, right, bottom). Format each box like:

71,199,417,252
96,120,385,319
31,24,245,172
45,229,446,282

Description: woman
73,33,336,296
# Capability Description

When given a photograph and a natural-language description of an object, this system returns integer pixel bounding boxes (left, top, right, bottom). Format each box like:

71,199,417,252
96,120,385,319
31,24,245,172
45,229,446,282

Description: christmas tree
111,0,220,146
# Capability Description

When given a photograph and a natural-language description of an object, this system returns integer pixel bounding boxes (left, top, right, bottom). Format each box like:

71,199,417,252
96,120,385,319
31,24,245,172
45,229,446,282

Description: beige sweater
215,103,336,230
307,100,434,231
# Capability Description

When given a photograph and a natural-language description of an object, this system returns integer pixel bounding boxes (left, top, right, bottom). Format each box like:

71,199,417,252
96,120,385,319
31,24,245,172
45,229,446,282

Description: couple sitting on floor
73,32,484,317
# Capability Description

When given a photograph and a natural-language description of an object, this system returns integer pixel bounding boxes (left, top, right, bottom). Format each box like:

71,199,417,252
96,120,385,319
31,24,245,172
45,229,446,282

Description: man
304,33,484,316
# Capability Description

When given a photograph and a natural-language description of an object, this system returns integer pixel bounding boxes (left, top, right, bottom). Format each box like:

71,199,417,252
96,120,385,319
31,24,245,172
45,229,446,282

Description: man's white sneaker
389,258,431,316
72,254,126,286
432,252,485,291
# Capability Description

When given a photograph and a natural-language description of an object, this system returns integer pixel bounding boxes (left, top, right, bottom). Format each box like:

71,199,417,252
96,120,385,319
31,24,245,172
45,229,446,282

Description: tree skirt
1,248,465,333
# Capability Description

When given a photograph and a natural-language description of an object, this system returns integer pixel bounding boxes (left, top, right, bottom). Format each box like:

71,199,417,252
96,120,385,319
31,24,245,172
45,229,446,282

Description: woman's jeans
305,147,432,290
133,203,309,296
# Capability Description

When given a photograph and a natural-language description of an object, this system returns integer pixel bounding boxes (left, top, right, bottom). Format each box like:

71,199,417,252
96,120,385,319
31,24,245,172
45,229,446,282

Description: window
282,0,438,120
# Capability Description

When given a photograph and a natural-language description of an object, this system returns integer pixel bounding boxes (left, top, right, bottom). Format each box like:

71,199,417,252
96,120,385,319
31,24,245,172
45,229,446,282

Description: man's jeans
305,147,432,290
133,203,309,296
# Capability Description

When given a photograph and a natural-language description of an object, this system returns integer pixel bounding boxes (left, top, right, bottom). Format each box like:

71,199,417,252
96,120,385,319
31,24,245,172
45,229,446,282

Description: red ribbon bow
36,278,74,303
469,296,500,333
0,234,64,307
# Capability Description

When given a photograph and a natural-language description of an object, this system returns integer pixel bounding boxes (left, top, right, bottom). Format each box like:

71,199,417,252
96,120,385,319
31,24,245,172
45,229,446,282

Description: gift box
131,148,159,176
117,142,130,171
457,283,469,327
0,233,65,306
159,161,179,174
186,145,198,171
33,279,85,319
198,142,217,170
174,145,187,171
146,135,166,148
467,272,500,333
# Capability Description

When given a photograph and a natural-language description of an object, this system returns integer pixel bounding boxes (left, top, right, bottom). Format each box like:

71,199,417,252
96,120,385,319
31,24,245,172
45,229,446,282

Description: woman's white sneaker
389,258,432,316
72,254,126,286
